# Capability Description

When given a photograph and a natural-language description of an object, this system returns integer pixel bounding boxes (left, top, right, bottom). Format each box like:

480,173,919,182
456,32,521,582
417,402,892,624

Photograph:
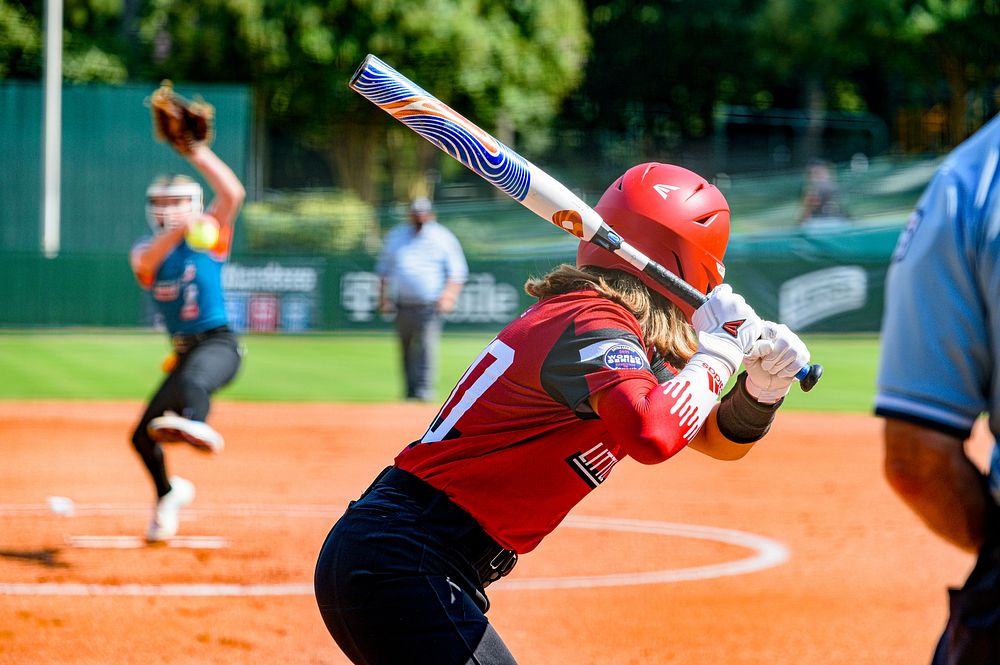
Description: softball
186,218,220,250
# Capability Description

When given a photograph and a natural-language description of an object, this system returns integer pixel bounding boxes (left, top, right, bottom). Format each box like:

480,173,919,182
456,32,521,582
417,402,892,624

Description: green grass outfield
0,330,879,412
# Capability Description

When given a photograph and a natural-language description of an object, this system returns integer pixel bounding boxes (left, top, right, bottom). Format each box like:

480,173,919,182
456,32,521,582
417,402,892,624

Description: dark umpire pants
931,503,1000,665
131,328,241,497
394,303,442,401
314,467,518,665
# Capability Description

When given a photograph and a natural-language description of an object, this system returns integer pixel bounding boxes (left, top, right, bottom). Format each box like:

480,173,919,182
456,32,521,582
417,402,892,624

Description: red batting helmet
576,162,730,320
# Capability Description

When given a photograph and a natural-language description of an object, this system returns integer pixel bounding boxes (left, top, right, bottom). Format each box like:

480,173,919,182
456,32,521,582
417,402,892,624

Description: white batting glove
744,321,810,404
691,284,763,381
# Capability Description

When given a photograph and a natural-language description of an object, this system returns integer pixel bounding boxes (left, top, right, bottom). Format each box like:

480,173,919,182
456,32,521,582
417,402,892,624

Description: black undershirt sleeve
648,349,676,384
541,325,652,419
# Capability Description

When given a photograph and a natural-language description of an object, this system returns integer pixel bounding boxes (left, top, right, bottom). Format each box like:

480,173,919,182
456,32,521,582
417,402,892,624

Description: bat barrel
349,54,533,204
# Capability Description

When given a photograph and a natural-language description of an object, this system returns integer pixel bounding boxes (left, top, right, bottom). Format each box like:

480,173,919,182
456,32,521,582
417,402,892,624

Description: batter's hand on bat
691,284,763,381
744,322,811,404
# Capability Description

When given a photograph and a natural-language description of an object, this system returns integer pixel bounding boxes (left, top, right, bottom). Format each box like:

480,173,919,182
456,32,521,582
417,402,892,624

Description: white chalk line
503,516,788,590
0,582,312,597
0,503,344,518
0,506,789,596
66,535,229,550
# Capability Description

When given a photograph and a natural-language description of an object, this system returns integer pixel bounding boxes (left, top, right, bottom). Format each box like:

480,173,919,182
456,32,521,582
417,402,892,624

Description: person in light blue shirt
377,197,468,401
875,112,1000,664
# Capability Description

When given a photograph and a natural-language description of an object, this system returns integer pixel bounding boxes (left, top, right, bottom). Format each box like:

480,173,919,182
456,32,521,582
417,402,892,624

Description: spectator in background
377,197,468,401
798,159,849,230
875,113,1000,663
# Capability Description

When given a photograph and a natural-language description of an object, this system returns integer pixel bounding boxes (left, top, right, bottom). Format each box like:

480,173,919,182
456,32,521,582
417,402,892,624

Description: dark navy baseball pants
931,503,1000,665
314,468,518,665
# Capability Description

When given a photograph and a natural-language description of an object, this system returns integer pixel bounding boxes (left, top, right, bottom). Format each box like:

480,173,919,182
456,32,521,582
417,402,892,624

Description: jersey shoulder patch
580,338,649,372
602,343,647,370
542,323,653,417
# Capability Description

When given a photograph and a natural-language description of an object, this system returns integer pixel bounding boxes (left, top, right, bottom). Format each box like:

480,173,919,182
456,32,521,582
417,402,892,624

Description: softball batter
129,110,245,542
315,162,810,664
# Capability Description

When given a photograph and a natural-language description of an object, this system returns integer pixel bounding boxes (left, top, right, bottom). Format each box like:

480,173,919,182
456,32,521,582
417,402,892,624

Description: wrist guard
717,372,783,444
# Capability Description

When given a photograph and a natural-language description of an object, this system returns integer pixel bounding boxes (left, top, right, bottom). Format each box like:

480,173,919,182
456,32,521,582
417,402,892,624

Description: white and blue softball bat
349,54,821,391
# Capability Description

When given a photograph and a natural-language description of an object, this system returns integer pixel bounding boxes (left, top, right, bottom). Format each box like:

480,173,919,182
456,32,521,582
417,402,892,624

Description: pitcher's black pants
131,330,241,497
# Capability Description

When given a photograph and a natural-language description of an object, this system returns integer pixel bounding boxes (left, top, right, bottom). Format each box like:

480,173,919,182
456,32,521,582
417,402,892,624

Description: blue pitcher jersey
144,240,229,335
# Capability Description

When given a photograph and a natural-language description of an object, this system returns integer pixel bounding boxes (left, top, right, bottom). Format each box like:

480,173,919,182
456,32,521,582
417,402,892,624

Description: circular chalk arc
0,507,788,596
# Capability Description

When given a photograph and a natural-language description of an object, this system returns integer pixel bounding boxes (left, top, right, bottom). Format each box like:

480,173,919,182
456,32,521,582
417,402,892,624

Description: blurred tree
0,0,128,82
896,0,1000,142
4,0,995,192
137,0,590,204
748,0,904,160
242,188,380,254
0,1,41,78
572,0,762,141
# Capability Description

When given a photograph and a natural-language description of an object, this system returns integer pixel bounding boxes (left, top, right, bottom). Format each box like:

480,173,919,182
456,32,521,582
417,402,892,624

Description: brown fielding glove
149,80,215,155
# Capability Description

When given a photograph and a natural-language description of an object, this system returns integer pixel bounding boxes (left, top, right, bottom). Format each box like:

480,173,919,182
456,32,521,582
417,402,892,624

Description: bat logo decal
552,210,585,238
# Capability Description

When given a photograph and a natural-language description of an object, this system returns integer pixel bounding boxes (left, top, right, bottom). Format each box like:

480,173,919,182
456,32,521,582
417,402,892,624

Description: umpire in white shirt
378,197,468,401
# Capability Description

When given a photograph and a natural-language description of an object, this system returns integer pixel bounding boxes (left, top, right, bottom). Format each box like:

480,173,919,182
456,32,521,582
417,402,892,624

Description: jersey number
421,338,515,443
180,283,200,321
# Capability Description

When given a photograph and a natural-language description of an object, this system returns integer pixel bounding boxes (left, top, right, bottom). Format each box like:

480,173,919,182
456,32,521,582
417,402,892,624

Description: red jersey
396,290,721,553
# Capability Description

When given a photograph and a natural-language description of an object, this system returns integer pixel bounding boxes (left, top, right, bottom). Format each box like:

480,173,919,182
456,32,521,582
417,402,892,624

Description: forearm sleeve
716,372,782,444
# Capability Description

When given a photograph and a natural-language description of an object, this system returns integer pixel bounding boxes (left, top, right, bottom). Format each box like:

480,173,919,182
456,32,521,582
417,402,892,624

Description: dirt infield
0,401,990,664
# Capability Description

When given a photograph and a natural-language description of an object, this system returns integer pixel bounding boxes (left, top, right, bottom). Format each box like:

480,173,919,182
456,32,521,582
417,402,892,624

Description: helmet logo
721,319,745,337
653,184,680,199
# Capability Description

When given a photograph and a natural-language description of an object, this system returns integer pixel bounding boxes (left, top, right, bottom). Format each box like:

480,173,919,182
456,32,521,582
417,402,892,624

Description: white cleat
148,412,224,455
146,476,195,543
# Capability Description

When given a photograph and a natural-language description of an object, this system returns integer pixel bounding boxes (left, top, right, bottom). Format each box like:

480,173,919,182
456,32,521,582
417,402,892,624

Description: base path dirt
0,401,989,664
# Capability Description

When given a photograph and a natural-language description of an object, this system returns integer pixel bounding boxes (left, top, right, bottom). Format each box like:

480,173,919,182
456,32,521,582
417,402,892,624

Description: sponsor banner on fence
8,224,903,332
724,223,900,333
222,262,321,333
339,271,521,325
778,266,869,331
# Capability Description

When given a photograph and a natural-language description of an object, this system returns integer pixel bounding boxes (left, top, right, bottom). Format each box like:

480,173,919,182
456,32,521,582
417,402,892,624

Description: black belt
171,325,231,354
370,466,518,588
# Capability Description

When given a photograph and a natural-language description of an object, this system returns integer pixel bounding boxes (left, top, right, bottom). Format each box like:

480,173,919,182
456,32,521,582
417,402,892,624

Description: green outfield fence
3,81,927,334
2,222,902,333
0,80,251,254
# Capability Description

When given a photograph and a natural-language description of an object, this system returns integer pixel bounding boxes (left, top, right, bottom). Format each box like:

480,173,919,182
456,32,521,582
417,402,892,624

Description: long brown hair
524,264,698,364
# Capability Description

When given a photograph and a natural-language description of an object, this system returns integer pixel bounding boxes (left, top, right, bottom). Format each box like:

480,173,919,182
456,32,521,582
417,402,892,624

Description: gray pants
394,303,441,401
